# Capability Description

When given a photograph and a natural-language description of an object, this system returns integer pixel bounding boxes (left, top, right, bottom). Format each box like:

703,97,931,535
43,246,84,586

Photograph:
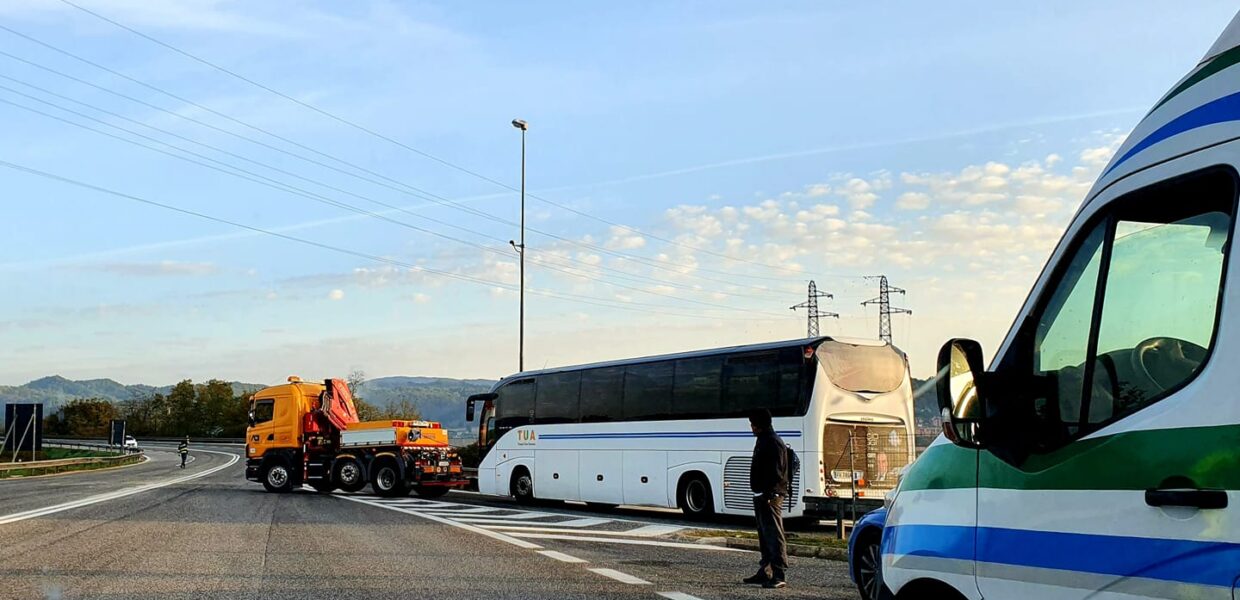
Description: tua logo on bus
516,430,537,445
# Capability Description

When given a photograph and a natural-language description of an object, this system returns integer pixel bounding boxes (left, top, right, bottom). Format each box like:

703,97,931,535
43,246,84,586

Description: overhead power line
0,90,785,317
0,43,801,294
49,0,848,280
0,159,793,323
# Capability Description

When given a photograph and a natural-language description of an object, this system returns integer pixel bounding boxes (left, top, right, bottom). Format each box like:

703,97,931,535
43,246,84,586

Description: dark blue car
848,507,887,600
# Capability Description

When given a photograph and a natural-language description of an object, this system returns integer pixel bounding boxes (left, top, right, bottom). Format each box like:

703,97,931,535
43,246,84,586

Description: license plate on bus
438,461,450,467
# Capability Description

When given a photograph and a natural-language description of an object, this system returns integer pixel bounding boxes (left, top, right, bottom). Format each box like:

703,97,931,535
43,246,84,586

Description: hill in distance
0,375,496,431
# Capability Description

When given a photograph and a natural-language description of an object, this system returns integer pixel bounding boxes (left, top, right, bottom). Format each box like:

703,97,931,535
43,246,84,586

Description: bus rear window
817,341,907,394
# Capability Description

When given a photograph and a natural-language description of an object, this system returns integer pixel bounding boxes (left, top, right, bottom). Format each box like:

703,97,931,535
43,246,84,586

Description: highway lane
0,448,859,599
0,445,229,518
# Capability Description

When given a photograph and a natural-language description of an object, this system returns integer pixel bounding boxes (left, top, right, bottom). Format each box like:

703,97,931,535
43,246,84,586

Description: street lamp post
511,119,528,372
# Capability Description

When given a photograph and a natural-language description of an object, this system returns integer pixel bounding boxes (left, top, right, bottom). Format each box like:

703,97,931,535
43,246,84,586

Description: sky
0,0,1236,386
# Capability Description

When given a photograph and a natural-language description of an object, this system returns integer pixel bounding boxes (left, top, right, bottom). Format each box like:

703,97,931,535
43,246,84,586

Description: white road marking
615,524,683,537
588,568,650,585
442,510,558,520
336,494,543,550
0,448,238,525
507,533,747,551
462,517,611,527
657,593,705,600
537,550,587,564
480,525,682,538
405,506,503,514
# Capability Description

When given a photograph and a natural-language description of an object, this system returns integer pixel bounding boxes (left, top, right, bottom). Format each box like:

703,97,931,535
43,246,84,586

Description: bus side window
673,356,723,419
1009,167,1234,447
535,371,581,424
623,362,674,420
580,367,624,423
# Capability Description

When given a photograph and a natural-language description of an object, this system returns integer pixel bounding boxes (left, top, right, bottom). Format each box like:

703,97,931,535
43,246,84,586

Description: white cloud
75,260,219,277
328,289,345,301
896,192,930,210
413,293,431,304
605,225,647,250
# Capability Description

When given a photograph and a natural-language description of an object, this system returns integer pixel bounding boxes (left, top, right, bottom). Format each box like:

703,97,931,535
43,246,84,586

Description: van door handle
1144,488,1228,509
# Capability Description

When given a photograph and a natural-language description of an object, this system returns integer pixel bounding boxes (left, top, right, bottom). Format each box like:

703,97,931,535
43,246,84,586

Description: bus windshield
817,341,907,394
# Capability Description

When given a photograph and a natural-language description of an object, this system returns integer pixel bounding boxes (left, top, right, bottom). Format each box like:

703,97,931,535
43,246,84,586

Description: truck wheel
309,481,337,494
371,460,409,497
261,462,294,493
333,457,367,493
510,467,534,504
412,486,450,498
677,473,715,518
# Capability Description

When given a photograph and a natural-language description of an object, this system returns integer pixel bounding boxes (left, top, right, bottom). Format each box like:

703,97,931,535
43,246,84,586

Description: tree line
42,373,420,439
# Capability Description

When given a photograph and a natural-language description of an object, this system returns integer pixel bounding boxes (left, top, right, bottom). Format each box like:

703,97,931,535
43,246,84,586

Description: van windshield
817,341,908,394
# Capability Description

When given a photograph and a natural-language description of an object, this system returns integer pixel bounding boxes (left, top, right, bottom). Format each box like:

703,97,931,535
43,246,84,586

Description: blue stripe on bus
1105,89,1240,177
539,430,802,440
884,524,1240,588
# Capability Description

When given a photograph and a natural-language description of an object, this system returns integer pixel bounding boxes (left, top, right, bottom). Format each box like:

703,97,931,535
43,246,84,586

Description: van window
1018,167,1234,445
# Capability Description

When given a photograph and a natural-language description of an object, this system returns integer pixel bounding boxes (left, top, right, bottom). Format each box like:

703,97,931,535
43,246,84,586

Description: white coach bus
465,336,914,517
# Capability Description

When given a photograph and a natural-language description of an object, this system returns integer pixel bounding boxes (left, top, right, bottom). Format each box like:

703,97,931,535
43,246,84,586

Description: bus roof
493,336,896,387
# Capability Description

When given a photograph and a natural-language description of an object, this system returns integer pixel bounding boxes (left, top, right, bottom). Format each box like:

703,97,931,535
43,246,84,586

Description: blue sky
0,1,1236,385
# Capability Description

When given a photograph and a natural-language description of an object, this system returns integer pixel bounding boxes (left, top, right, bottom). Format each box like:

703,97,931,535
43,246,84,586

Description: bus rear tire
371,459,408,497
510,467,535,504
677,473,714,518
334,457,367,493
412,485,450,498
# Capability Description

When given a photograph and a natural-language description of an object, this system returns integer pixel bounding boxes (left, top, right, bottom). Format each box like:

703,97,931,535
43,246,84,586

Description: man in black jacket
744,409,789,588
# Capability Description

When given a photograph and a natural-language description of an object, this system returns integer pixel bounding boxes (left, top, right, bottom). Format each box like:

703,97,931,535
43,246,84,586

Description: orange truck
244,376,467,497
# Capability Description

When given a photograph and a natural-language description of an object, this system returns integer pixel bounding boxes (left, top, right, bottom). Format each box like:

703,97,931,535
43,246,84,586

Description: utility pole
861,275,911,344
789,280,838,337
510,119,528,372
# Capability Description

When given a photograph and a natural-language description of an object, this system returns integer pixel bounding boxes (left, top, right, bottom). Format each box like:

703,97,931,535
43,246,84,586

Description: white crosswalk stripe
341,494,742,551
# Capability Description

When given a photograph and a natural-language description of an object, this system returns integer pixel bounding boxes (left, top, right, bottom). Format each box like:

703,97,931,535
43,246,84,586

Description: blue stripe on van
1106,90,1240,177
884,524,1240,588
539,430,802,440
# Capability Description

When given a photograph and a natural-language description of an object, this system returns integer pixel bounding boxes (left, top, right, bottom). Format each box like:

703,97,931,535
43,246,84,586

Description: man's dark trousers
754,494,788,579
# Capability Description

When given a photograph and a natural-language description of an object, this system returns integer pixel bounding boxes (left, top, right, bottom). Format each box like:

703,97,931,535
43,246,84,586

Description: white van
881,11,1240,600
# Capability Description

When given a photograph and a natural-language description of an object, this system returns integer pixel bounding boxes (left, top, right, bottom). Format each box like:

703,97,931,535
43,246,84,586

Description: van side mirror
465,393,497,422
936,338,988,448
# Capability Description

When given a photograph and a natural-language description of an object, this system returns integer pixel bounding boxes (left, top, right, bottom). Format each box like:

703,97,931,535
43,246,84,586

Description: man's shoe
742,571,770,585
762,580,787,589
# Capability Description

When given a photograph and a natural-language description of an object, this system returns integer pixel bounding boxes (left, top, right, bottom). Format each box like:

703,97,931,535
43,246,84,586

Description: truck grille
723,456,800,512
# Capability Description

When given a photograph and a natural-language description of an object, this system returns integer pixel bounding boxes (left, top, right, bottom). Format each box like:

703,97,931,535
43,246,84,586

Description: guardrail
44,440,144,455
0,446,144,479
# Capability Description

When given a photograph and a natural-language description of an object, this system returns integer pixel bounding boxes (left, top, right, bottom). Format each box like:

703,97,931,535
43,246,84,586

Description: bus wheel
333,457,367,493
371,459,408,497
412,486,450,498
261,461,294,493
510,467,535,504
677,473,714,518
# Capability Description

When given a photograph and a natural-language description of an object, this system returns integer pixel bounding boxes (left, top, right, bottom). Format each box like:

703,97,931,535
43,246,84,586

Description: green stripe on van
902,424,1240,492
1150,45,1240,113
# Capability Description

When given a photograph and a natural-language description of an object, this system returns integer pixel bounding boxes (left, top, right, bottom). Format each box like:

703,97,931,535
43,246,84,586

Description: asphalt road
0,445,858,600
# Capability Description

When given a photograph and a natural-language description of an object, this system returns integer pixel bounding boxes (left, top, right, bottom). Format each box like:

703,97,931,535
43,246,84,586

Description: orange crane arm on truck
244,376,467,497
